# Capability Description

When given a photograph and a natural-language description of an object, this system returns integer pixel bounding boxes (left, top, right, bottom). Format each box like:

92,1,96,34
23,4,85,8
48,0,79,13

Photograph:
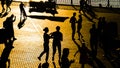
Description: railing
2,0,120,8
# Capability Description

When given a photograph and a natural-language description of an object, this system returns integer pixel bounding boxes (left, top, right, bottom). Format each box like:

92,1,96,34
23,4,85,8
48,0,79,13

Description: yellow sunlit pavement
0,2,120,68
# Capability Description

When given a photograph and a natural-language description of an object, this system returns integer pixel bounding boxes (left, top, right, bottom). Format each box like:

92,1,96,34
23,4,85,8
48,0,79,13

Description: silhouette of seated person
61,48,74,68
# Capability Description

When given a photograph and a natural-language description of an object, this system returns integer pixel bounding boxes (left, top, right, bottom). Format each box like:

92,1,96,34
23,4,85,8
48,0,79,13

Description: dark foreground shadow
73,40,106,68
38,62,49,68
0,40,14,68
28,15,69,22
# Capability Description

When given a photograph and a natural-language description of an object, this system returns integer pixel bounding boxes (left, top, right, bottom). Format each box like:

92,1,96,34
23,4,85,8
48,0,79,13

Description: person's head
56,26,60,31
43,27,49,33
62,48,69,57
73,12,76,16
42,62,49,68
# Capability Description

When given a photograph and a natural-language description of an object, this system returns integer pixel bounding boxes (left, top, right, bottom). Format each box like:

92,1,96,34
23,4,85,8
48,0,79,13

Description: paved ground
0,2,120,68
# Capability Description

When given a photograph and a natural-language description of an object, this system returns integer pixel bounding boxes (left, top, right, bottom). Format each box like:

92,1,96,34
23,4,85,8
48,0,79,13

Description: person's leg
72,28,75,40
52,42,56,61
46,46,49,62
38,51,45,61
58,42,61,61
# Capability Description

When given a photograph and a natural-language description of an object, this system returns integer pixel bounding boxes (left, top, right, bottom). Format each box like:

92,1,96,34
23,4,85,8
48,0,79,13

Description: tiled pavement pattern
0,2,120,68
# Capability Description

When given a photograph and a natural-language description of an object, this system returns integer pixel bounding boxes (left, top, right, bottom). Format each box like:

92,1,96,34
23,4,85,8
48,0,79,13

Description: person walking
38,27,50,62
19,2,27,22
69,12,77,40
90,24,98,58
77,14,83,41
50,26,63,62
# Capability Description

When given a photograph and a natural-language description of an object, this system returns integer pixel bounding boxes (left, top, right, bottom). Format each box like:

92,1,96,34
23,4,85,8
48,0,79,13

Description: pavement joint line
30,19,42,39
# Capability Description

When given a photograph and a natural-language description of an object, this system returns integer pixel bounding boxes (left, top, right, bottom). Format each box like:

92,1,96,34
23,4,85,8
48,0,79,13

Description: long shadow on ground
28,15,69,22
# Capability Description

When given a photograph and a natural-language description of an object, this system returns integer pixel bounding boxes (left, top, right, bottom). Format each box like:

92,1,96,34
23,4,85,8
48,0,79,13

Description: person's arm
69,17,72,23
74,50,79,57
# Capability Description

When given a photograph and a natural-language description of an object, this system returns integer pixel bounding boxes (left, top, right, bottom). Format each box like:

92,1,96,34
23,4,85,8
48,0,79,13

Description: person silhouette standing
1,0,5,13
50,26,63,62
19,2,27,22
38,27,50,62
6,0,13,12
90,24,98,58
70,12,77,40
77,14,83,41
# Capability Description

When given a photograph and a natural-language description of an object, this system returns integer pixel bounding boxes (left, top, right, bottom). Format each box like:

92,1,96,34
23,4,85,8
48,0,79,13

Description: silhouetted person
74,43,90,68
77,14,83,41
1,0,5,13
6,0,13,12
102,22,118,59
50,26,63,61
3,14,16,41
70,12,77,40
97,17,102,47
38,27,50,62
0,39,14,68
61,48,74,68
90,24,98,58
86,0,91,5
19,2,27,22
79,0,85,13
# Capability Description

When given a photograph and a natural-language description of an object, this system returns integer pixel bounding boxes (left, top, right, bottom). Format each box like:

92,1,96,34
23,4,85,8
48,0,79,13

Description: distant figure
38,27,50,62
50,26,63,61
3,14,16,41
86,0,91,5
79,0,85,13
61,48,74,68
77,14,83,41
6,0,13,12
97,17,102,47
90,24,98,58
1,0,5,13
74,43,90,68
69,12,77,40
19,2,27,21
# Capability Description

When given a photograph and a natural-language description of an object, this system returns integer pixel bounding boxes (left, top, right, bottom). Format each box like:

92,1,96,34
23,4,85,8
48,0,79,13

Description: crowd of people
0,0,119,68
